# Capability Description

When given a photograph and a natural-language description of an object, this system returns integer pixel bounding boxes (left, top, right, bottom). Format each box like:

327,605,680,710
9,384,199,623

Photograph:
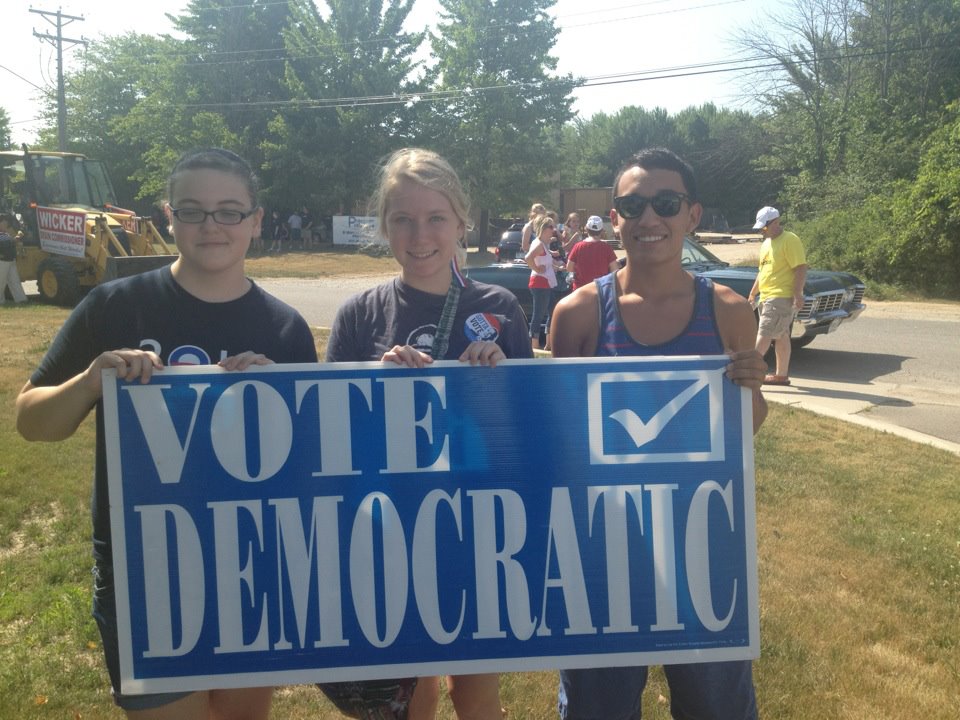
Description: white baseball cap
753,206,780,229
584,215,604,232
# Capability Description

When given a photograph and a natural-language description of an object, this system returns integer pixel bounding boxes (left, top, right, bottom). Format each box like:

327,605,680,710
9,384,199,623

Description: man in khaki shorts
747,206,807,385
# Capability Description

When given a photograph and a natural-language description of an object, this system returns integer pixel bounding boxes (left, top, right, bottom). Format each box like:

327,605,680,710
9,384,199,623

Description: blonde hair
372,148,471,264
532,213,555,238
528,202,546,220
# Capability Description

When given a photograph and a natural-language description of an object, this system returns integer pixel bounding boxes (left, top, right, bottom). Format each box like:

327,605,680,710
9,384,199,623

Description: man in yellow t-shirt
747,206,807,386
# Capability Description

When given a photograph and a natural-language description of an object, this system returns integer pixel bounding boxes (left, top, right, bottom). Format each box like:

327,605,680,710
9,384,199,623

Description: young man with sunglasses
550,147,767,720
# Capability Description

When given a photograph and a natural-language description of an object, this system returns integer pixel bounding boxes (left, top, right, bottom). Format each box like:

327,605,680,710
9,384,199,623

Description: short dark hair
167,148,260,208
612,148,698,203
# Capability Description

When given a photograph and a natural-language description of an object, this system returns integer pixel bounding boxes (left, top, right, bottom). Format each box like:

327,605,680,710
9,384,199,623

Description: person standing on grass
269,208,287,252
302,206,315,249
746,206,808,386
550,147,768,720
288,207,304,249
0,220,28,304
15,148,318,720
321,147,530,720
564,214,619,291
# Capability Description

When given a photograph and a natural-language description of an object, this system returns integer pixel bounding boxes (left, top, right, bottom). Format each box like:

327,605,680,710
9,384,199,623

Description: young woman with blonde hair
520,201,546,253
321,147,531,720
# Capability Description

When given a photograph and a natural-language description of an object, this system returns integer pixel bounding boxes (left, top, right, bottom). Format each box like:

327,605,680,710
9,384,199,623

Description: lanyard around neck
430,259,467,360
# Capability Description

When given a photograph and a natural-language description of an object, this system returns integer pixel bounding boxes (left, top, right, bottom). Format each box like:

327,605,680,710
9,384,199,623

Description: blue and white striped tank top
595,273,724,356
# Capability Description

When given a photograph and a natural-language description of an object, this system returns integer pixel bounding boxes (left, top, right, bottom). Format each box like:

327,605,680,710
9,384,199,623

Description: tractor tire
37,257,82,306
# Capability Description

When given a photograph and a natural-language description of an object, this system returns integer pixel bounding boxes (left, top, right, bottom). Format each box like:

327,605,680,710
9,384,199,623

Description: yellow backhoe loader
0,147,176,306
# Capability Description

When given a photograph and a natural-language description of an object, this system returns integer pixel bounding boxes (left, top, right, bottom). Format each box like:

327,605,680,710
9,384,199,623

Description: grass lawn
1,267,958,719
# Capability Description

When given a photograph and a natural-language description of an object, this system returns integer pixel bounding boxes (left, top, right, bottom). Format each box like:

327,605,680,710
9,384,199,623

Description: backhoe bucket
104,255,176,282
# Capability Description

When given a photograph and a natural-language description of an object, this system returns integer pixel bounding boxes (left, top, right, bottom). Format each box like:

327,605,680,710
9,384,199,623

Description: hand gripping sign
102,356,759,695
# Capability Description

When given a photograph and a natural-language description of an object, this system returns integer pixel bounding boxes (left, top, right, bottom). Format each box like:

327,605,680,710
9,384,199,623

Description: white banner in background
332,215,380,246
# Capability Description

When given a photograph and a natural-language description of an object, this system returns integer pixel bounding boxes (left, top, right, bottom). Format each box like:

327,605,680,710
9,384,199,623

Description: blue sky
4,0,787,145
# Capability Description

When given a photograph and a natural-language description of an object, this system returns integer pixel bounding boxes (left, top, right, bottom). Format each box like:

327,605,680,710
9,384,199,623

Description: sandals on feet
763,374,791,386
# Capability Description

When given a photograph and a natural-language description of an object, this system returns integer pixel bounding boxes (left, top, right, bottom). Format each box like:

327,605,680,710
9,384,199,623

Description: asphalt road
762,301,960,452
257,275,960,454
22,272,958,453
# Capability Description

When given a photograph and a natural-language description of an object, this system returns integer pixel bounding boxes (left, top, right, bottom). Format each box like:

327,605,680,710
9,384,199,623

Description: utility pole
31,7,86,152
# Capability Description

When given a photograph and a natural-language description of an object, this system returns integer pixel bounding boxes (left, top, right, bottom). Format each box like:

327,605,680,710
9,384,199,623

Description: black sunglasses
613,191,690,219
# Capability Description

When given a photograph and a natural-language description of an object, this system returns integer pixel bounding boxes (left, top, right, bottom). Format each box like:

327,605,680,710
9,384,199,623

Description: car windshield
681,236,726,267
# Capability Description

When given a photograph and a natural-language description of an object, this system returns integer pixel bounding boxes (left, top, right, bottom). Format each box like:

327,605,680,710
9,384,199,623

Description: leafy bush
793,191,898,281
791,104,960,298
889,104,960,297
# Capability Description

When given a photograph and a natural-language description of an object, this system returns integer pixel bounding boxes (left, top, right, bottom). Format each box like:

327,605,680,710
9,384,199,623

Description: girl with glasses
15,148,318,719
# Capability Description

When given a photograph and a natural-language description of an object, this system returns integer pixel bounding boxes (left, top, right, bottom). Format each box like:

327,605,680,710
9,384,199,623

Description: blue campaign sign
101,355,758,695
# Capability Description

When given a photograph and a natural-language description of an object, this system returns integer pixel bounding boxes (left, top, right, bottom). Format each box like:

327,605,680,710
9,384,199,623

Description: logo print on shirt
168,345,212,366
406,325,437,354
464,313,501,342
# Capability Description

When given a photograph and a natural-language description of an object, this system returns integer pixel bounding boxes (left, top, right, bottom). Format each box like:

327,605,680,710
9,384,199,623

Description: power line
85,0,746,67
0,63,46,91
9,116,46,126
20,2,957,125
31,7,87,151
169,38,953,113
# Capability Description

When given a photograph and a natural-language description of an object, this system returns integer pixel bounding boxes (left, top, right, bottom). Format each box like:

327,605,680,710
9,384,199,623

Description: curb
764,393,960,456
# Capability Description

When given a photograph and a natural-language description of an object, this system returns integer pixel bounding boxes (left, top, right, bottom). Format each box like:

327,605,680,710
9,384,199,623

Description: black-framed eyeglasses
613,191,690,219
170,207,258,225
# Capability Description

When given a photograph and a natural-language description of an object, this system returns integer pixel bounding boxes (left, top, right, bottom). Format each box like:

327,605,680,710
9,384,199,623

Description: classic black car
465,235,866,349
494,223,524,261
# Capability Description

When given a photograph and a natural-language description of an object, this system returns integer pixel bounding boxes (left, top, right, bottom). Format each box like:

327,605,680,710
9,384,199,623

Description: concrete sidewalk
761,377,960,456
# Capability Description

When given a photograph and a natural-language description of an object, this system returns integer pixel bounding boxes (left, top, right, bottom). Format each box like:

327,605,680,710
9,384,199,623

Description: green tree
565,106,679,188
262,0,424,213
675,104,775,228
111,104,241,203
734,0,960,225
561,104,773,228
428,0,576,247
843,0,960,187
889,101,960,296
36,33,182,207
170,0,294,168
735,0,860,196
0,108,11,149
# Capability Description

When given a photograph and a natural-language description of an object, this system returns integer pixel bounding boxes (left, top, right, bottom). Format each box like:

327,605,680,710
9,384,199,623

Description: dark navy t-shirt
30,266,318,563
326,276,533,362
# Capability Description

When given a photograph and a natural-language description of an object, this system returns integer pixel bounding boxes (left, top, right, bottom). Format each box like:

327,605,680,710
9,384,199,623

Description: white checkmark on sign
608,378,709,449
